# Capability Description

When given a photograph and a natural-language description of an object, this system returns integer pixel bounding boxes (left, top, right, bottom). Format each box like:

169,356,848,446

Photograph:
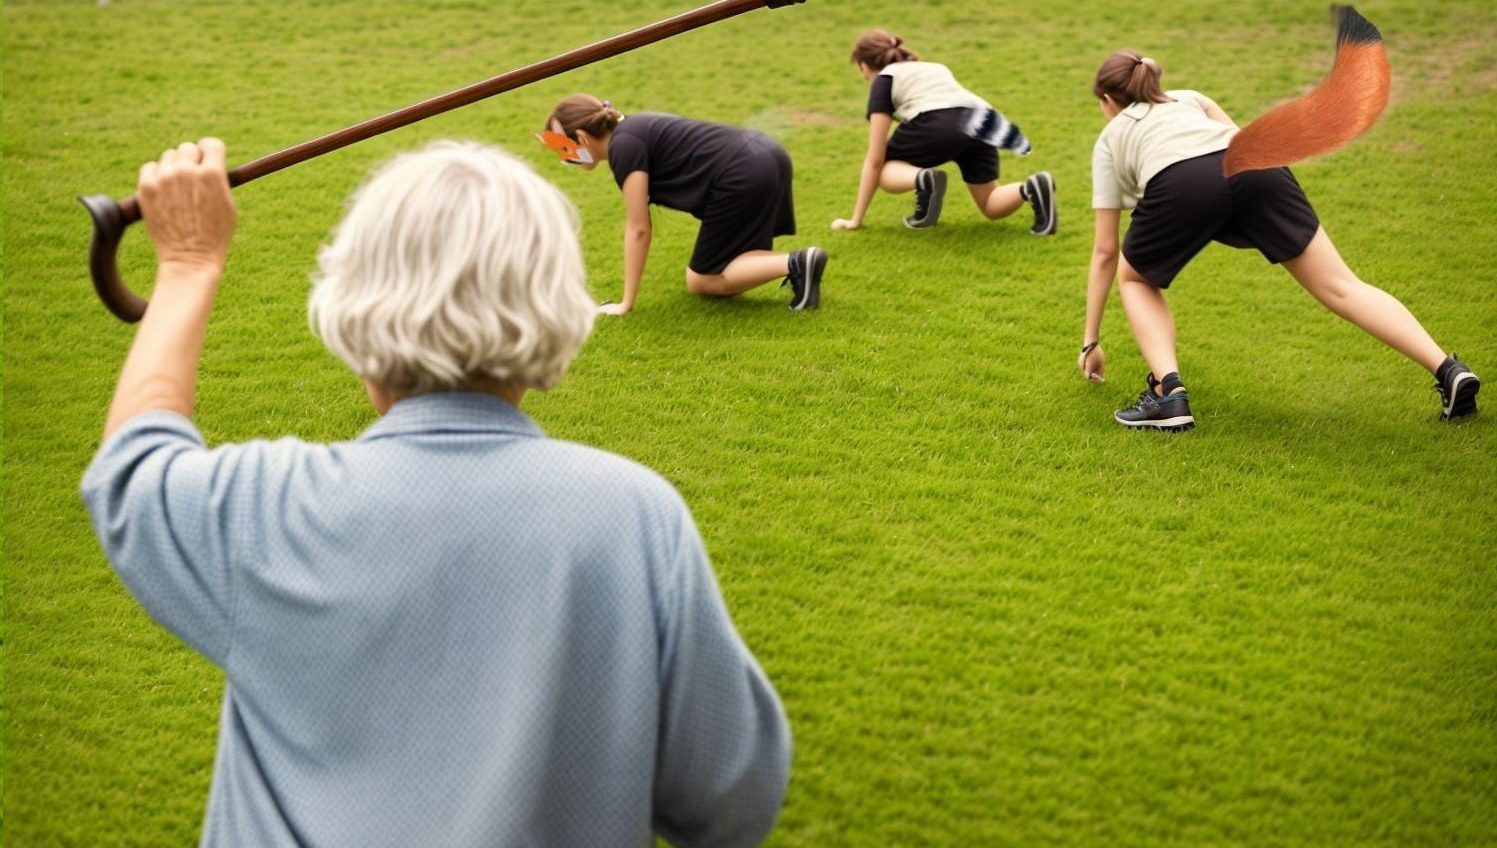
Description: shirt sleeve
866,74,895,119
81,411,274,666
652,503,791,848
1091,135,1125,210
608,132,650,189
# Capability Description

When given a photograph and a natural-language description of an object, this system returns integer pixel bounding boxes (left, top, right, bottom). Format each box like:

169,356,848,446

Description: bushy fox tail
1223,5,1390,178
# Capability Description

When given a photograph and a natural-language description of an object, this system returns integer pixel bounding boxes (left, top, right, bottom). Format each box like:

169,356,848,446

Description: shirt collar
357,392,545,442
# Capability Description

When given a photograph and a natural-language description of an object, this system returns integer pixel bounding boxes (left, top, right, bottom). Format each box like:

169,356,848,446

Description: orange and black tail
1223,5,1390,177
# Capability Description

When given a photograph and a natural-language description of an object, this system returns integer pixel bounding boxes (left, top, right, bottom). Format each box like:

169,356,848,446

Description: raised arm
105,138,237,437
602,170,651,316
833,112,893,230
1080,208,1121,382
86,137,256,668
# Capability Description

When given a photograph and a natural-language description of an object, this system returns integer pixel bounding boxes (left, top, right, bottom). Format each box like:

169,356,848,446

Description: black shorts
885,108,999,185
690,134,796,275
1122,149,1320,289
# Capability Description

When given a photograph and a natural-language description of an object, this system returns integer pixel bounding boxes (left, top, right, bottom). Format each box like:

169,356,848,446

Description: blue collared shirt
82,393,790,848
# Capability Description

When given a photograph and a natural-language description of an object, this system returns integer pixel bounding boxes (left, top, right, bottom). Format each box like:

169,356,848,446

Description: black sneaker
1435,356,1480,420
783,247,827,311
1024,172,1057,236
904,168,947,229
1114,373,1195,431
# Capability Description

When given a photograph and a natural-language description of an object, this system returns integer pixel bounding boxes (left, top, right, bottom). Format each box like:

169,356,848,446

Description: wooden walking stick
80,0,807,322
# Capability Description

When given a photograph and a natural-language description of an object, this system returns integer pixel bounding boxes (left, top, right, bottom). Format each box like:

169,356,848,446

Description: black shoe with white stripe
783,247,827,311
1114,373,1195,431
1024,172,1057,236
904,168,947,229
1435,355,1480,420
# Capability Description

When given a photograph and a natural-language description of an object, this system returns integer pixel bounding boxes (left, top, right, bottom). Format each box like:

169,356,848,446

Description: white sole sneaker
903,169,947,229
1028,172,1057,236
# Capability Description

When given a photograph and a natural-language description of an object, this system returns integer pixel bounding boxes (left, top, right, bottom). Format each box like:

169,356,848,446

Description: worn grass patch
4,0,1496,845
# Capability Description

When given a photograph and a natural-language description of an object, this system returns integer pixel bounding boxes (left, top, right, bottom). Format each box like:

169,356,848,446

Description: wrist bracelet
1081,341,1099,355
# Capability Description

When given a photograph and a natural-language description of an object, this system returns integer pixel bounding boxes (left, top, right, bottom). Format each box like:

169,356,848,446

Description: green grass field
4,0,1496,844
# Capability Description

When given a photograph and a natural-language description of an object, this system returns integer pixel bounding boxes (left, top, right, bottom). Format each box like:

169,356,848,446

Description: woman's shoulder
886,59,946,73
1164,89,1211,106
625,112,732,139
1095,110,1131,146
882,60,947,77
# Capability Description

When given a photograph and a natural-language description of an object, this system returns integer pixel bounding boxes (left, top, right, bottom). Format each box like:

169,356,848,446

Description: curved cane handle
80,193,148,323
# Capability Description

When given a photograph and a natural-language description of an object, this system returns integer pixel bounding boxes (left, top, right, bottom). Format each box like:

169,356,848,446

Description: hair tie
893,37,902,46
601,100,612,110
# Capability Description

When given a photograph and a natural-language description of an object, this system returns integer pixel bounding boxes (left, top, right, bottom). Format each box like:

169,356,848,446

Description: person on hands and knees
541,95,827,314
83,138,791,847
831,30,1056,234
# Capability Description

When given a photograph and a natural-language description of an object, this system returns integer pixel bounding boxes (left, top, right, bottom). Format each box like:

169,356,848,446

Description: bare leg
685,251,791,297
1281,228,1446,373
1118,256,1179,388
879,160,921,193
966,181,1025,221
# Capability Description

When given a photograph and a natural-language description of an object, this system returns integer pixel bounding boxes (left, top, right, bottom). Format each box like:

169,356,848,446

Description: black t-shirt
607,113,755,217
866,74,895,119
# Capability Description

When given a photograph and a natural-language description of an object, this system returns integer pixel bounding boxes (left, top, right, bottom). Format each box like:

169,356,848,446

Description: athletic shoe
1435,356,1480,419
783,247,827,311
1024,172,1057,236
904,168,947,229
1114,373,1195,431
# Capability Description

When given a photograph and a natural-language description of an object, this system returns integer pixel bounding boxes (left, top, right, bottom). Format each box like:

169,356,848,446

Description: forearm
1084,252,1118,344
105,263,220,437
621,222,650,309
850,158,882,226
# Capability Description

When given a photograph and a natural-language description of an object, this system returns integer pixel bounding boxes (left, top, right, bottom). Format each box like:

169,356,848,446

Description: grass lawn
4,0,1495,844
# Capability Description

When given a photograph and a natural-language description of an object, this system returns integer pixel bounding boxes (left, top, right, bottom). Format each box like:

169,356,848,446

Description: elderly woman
83,138,790,847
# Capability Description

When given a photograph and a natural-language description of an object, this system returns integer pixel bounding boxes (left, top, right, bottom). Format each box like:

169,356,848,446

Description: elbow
81,451,156,564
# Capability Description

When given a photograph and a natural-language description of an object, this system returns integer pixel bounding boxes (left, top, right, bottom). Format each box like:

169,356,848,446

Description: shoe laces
1433,353,1464,398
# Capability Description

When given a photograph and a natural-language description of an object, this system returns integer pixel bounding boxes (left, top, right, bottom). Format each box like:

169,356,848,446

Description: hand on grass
138,137,236,278
1079,343,1106,383
598,301,631,316
831,218,860,231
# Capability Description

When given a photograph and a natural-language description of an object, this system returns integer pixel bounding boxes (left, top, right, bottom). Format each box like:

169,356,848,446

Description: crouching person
82,137,791,847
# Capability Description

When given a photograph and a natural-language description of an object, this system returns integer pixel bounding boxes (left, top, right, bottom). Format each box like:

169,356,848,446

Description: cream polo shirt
879,61,991,123
1091,89,1238,209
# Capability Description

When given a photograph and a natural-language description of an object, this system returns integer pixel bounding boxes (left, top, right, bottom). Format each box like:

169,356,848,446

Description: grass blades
4,0,1496,845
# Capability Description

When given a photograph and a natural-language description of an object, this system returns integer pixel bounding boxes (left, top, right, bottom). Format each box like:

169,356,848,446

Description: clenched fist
137,137,237,277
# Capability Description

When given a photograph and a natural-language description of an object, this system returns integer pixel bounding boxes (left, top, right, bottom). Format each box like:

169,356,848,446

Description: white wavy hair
309,141,595,394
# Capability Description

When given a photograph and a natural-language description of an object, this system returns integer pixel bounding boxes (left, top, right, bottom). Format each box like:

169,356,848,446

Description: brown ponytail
1093,49,1170,107
851,29,918,72
546,94,623,140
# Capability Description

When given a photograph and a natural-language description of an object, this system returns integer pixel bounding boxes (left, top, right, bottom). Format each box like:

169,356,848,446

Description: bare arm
1200,92,1239,128
1080,208,1122,381
105,139,237,437
834,113,893,230
608,170,651,315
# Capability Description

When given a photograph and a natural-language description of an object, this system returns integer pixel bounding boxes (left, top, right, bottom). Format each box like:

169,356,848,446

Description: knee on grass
685,269,724,296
